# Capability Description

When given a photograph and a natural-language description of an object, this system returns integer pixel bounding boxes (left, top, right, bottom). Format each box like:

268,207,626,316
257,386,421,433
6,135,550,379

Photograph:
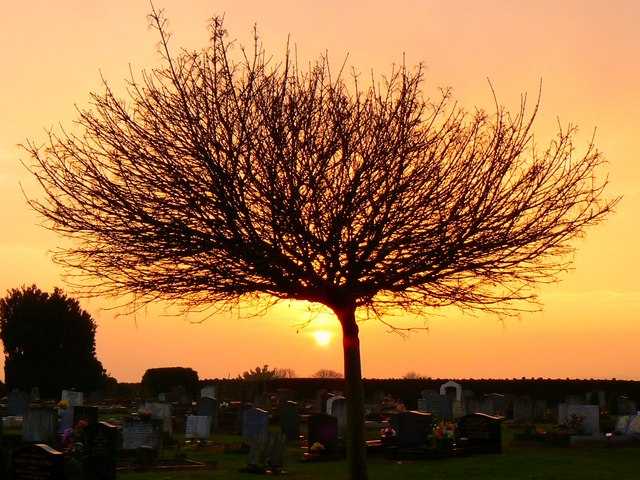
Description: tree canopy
24,9,617,479
0,285,106,398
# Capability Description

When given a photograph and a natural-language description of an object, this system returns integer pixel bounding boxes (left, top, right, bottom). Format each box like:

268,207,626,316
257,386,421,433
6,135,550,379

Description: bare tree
312,369,345,379
25,9,617,480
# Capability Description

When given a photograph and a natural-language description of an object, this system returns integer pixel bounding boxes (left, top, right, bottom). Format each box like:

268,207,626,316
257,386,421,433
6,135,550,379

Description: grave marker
332,397,348,438
242,408,269,444
513,396,534,424
456,413,502,454
627,415,640,436
122,418,163,451
185,415,211,439
389,411,433,446
566,405,599,434
280,400,300,440
22,407,57,443
143,401,173,434
614,415,631,434
11,443,64,480
308,413,338,456
83,421,118,480
196,396,219,433
8,390,28,416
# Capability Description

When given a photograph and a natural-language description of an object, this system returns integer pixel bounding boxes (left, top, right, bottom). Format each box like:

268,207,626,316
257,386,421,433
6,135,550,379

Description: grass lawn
117,433,640,480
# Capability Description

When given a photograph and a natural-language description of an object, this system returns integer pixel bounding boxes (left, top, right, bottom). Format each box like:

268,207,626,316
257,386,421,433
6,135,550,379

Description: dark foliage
0,285,106,398
141,366,200,397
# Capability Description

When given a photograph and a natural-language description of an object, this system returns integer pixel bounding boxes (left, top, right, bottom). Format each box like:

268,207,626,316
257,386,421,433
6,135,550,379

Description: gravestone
456,413,502,453
614,415,631,434
626,415,640,436
196,396,219,433
567,405,599,434
200,384,216,398
11,443,64,480
242,408,269,444
280,400,300,440
332,397,348,438
440,381,463,417
22,407,57,443
62,390,84,406
143,401,173,434
8,390,28,416
83,421,118,480
534,399,547,420
326,395,345,415
389,411,433,446
308,413,338,456
558,403,568,424
316,390,332,413
122,418,163,451
185,415,211,439
418,394,453,420
247,432,288,473
513,396,534,424
617,396,638,415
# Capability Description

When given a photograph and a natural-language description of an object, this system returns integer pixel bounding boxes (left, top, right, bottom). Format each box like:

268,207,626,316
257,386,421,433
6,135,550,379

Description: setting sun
313,330,332,346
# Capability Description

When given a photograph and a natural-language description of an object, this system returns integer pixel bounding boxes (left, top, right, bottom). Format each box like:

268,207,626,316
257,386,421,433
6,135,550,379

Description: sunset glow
0,1,638,383
313,330,333,347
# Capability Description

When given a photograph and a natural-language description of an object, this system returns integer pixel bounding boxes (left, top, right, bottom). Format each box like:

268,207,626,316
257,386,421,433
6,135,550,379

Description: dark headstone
11,443,64,480
513,396,534,424
280,400,300,440
389,411,433,446
8,390,28,416
242,408,269,444
196,396,219,433
456,413,502,453
308,413,338,456
83,421,118,480
420,394,453,420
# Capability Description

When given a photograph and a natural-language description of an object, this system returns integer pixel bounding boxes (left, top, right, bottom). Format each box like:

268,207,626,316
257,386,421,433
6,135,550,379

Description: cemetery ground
4,419,640,479
118,426,639,480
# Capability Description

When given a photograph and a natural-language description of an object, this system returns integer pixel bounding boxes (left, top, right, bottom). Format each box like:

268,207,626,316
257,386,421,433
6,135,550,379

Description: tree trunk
336,303,368,480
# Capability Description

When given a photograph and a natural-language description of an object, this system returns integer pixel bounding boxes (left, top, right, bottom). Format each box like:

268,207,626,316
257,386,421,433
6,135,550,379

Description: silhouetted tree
0,285,106,398
25,8,617,479
312,369,344,379
141,366,199,398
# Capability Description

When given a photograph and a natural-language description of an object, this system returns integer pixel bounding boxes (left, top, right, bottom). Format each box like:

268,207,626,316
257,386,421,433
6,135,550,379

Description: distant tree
237,364,286,381
273,367,297,379
24,9,618,479
0,285,106,398
312,369,344,379
141,367,199,397
402,371,429,380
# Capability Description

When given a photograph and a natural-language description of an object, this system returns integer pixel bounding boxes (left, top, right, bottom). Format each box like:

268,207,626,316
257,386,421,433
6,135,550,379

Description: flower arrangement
433,420,456,439
557,412,587,433
380,426,397,438
58,400,69,410
310,442,325,453
61,420,88,449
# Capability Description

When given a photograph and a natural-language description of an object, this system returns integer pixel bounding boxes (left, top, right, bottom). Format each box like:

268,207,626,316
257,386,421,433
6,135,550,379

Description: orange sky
1,1,639,383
